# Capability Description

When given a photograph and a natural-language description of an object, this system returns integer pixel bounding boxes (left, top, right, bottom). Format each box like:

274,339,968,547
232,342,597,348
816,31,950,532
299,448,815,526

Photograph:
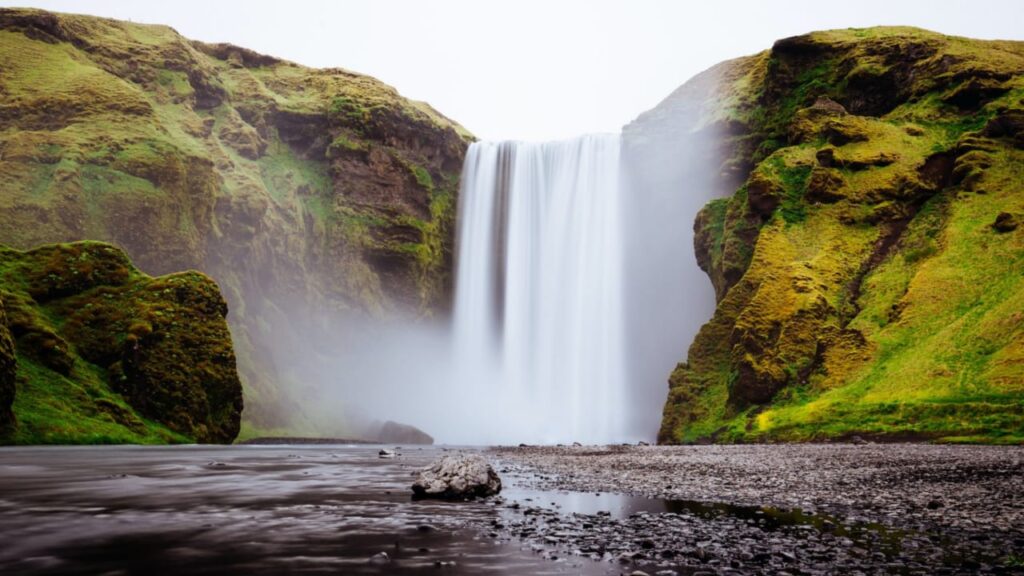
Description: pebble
479,444,1024,575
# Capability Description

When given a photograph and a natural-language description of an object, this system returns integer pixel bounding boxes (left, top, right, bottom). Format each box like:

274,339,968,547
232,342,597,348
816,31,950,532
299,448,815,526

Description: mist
248,80,730,445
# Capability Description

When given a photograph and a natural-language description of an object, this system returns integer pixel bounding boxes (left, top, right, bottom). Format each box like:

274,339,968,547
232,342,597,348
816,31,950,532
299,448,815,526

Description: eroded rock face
411,453,502,500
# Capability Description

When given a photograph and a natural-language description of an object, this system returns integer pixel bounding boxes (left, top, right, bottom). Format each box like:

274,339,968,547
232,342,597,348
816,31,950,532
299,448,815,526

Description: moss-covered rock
650,27,1024,445
0,296,15,429
0,8,471,435
0,241,242,444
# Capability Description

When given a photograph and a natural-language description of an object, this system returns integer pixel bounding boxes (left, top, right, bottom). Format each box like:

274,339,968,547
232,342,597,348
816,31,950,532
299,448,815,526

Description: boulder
411,453,502,500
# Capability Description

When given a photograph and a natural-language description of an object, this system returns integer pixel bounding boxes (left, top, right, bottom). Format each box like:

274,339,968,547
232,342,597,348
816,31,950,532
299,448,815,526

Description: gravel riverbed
486,444,1024,575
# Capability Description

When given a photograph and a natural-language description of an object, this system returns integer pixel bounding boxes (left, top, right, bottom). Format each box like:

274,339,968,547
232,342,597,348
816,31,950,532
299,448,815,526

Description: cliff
650,28,1024,444
0,241,242,443
0,9,471,436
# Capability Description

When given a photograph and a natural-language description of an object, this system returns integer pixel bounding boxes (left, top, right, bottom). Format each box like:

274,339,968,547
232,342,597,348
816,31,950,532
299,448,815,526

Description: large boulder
0,242,243,444
411,453,502,500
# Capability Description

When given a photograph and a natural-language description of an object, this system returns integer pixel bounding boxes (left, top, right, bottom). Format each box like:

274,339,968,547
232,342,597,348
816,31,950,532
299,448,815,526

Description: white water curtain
452,135,627,444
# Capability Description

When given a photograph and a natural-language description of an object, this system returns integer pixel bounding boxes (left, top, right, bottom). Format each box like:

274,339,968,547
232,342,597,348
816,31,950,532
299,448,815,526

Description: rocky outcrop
0,242,243,443
412,453,502,500
0,9,471,436
373,420,434,445
647,28,1024,444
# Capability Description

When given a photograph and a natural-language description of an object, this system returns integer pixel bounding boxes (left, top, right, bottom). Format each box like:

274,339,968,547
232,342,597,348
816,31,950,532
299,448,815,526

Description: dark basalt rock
943,77,1010,109
993,212,1019,233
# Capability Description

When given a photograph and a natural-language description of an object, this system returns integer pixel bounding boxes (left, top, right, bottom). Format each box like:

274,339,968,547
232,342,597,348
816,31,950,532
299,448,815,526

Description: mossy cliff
650,28,1024,444
0,241,242,443
0,9,471,435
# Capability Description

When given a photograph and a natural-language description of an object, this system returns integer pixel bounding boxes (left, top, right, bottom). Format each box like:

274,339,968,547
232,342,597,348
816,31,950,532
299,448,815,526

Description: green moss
662,27,1024,445
0,7,473,437
772,157,813,224
0,241,243,444
410,164,434,191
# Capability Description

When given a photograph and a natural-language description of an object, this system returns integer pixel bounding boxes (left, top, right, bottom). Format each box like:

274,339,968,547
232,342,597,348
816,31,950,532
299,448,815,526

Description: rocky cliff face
0,241,242,443
649,28,1024,444
0,9,471,435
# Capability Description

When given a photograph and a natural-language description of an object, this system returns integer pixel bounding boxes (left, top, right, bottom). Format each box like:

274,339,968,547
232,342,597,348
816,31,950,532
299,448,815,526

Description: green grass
7,356,187,444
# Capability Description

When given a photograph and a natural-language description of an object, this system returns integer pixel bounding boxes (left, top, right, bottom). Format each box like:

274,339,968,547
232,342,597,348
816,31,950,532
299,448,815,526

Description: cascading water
452,135,628,445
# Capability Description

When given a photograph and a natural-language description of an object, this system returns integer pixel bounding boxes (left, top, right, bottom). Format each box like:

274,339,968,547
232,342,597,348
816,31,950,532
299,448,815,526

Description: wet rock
378,449,397,458
412,453,501,500
368,551,390,564
488,444,1024,575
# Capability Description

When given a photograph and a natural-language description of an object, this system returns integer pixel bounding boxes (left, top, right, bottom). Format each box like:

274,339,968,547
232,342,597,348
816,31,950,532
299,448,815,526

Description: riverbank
489,444,1024,575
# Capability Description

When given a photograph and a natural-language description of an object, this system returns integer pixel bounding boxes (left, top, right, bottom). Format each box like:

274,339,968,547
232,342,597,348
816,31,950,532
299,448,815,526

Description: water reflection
0,446,608,575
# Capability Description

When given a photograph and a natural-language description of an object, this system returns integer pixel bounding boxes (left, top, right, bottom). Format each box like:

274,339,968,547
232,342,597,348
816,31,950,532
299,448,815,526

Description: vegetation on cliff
659,27,1024,444
0,241,242,443
0,9,471,437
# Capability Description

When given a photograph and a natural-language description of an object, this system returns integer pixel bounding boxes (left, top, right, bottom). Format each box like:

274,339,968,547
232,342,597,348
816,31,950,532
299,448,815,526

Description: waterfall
452,135,628,445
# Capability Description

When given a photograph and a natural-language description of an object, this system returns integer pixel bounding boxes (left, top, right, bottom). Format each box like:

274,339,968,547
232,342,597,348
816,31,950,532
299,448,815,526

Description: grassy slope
0,241,242,444
0,9,471,438
660,28,1024,444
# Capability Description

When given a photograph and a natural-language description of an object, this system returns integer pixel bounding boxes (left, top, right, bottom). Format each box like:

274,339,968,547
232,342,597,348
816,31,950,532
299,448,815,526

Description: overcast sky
11,0,1024,140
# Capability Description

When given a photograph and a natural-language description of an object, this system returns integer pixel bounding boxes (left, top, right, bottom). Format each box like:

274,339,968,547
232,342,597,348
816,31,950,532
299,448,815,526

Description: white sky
9,0,1024,140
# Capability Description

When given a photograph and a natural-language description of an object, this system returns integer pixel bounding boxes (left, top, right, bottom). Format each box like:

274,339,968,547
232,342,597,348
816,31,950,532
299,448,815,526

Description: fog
252,89,729,444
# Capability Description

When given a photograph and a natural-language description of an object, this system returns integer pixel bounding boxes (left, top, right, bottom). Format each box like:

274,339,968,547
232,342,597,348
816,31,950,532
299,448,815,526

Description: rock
411,453,502,500
637,441,650,446
806,166,846,203
993,212,1019,233
0,9,472,438
373,420,434,445
0,297,15,429
849,436,868,445
368,551,390,564
943,77,1010,109
0,242,243,443
378,449,397,458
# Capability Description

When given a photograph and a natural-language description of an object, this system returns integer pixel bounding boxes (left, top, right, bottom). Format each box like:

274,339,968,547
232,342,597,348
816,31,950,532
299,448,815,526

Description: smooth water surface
0,445,608,575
